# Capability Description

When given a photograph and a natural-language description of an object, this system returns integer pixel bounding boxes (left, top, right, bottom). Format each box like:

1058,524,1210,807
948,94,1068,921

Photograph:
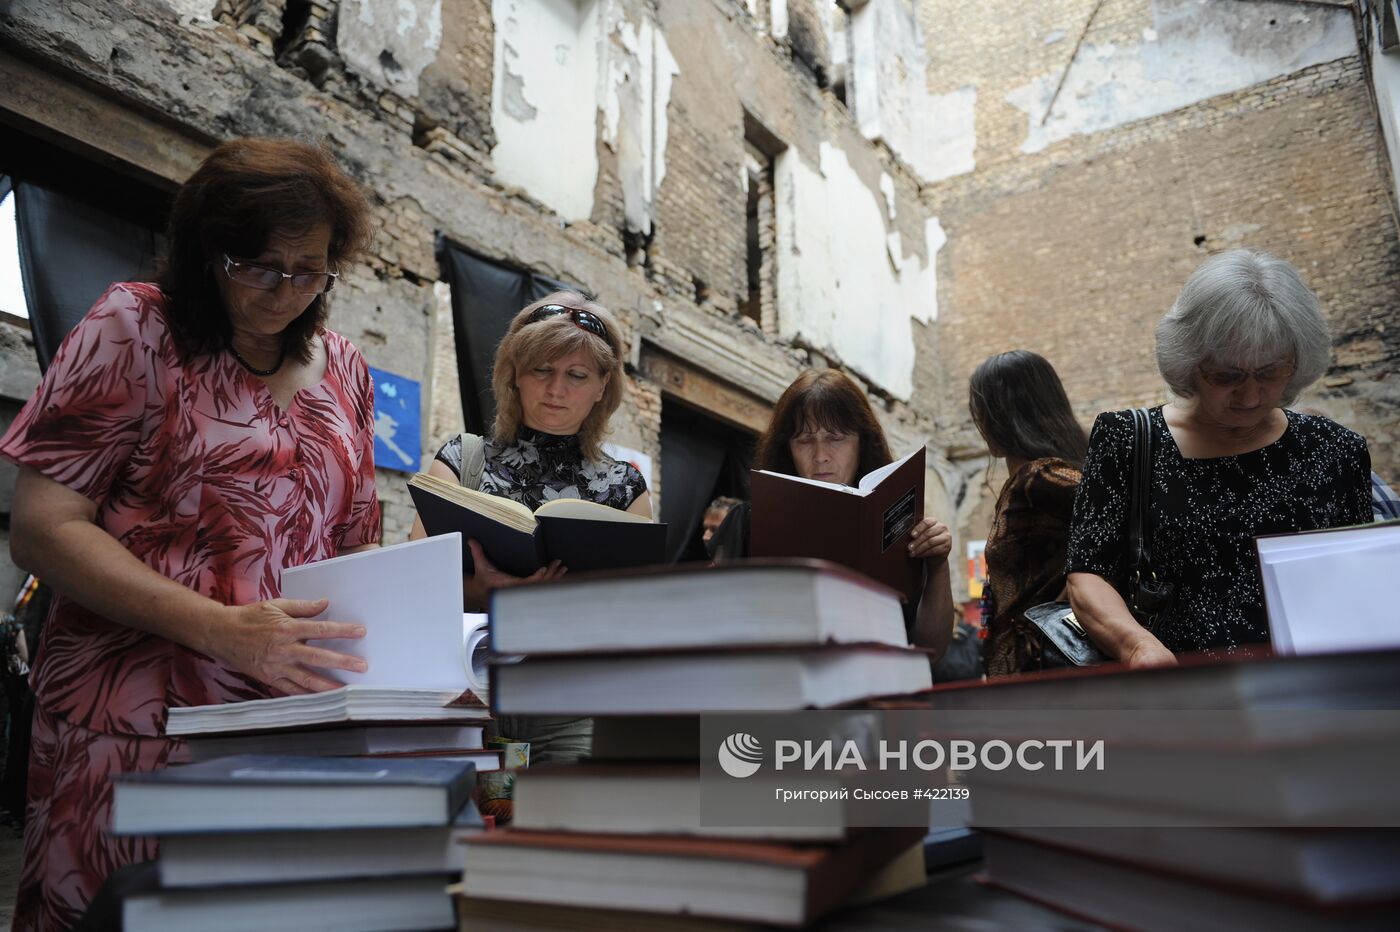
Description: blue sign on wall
368,365,422,474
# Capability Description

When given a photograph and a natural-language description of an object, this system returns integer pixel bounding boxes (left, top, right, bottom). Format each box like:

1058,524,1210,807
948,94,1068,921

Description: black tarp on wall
436,238,572,436
11,178,163,372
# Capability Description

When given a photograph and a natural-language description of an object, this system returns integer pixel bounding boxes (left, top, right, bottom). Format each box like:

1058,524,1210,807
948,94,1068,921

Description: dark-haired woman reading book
718,369,956,666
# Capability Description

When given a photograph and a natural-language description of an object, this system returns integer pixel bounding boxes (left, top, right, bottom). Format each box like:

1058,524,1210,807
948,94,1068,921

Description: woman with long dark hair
970,350,1087,675
751,369,956,662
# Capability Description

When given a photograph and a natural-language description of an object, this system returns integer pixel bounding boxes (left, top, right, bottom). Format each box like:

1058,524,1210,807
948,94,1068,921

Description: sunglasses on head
1197,360,1296,388
525,304,610,342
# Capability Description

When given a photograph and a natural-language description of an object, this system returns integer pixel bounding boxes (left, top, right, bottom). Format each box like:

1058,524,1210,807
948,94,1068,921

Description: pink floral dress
0,282,380,930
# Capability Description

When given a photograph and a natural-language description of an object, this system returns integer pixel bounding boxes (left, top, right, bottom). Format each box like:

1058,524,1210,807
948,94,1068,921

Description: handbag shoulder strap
1128,407,1153,572
458,432,486,492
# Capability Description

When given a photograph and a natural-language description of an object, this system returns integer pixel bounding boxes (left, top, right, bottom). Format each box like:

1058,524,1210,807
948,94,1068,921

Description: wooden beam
0,49,210,190
638,345,771,435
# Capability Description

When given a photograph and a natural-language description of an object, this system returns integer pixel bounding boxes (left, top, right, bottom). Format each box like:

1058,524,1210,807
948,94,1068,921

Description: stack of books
112,754,482,931
455,560,935,928
168,683,498,768
922,649,1400,930
114,536,499,929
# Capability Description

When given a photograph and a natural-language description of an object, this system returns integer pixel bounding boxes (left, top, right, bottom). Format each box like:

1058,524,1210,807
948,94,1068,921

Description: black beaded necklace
229,342,286,377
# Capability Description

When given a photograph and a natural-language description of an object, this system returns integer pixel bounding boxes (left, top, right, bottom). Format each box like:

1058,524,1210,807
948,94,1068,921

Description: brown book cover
462,827,925,925
750,447,925,598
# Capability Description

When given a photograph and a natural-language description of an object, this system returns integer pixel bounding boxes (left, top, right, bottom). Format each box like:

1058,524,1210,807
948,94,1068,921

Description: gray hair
1154,249,1331,405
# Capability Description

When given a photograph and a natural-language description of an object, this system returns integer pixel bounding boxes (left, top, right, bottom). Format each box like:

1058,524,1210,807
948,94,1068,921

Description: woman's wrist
192,601,238,660
1119,629,1170,663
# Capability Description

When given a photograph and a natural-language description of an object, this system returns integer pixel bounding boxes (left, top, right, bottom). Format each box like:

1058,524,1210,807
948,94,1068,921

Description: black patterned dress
1065,407,1371,656
435,426,645,512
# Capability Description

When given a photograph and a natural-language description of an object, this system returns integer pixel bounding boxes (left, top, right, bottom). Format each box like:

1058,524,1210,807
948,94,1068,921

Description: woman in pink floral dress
0,138,382,930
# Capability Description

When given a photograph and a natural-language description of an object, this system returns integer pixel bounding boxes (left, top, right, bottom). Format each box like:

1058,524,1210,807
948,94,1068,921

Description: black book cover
409,482,668,576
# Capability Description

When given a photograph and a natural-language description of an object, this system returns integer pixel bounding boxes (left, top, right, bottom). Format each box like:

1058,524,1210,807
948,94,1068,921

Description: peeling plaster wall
849,0,976,183
774,142,941,400
771,0,789,40
1370,39,1400,213
2,0,955,560
339,0,444,99
490,0,602,220
602,8,679,236
1006,0,1356,154
162,0,214,19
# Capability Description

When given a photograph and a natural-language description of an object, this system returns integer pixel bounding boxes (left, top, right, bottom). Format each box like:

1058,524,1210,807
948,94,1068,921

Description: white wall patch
774,143,942,401
490,0,602,222
1007,0,1355,154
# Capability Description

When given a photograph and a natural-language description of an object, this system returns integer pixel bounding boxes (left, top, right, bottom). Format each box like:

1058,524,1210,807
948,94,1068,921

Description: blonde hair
491,291,625,460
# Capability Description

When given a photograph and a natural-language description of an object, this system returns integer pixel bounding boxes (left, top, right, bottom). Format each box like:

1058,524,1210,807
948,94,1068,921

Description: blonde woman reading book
409,291,650,764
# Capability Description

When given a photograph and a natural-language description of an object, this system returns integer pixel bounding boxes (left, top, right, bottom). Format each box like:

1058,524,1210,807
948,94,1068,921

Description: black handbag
1022,407,1174,667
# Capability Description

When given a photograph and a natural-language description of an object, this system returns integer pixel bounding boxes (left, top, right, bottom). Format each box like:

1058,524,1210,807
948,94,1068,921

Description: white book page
281,534,466,689
856,447,922,493
1256,522,1399,558
463,614,491,698
1261,538,1392,563
534,498,652,523
1259,563,1293,655
754,468,862,495
1268,544,1400,655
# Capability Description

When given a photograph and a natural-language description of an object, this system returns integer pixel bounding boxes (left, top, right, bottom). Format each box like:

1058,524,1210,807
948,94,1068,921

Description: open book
750,447,925,596
1255,518,1400,655
407,472,667,577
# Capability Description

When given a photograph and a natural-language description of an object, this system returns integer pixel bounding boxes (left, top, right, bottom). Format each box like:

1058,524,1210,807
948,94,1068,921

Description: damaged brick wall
0,0,952,560
918,0,1400,564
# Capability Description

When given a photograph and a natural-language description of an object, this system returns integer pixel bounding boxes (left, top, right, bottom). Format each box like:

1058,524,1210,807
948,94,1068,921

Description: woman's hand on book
908,517,952,561
205,598,368,695
463,540,567,610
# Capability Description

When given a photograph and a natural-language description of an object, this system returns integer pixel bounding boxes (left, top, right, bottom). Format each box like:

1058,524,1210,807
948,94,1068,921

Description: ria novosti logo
717,733,764,778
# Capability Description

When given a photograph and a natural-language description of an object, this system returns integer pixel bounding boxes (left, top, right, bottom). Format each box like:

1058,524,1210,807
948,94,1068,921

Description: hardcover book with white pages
184,722,489,761
279,533,466,690
750,447,925,596
112,754,478,834
158,804,485,887
124,874,455,932
491,645,933,715
166,685,489,737
1255,519,1400,655
489,559,907,655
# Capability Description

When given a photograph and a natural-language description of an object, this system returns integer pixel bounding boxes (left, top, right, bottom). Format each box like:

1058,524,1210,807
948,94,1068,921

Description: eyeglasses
222,255,338,295
1197,361,1296,389
525,304,610,342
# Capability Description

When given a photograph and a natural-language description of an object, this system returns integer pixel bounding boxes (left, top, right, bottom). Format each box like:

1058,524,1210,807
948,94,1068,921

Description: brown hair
754,369,893,478
491,291,625,460
969,350,1087,466
157,137,372,363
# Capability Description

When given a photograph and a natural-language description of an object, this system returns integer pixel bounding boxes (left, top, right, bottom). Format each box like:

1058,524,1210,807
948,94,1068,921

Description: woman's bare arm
10,466,367,693
1066,571,1176,668
911,559,956,664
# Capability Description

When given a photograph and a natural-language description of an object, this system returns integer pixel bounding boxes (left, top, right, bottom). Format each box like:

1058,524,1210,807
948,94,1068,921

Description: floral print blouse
435,427,646,511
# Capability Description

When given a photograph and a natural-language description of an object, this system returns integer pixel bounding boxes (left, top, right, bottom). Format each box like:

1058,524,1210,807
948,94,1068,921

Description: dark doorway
660,399,755,563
